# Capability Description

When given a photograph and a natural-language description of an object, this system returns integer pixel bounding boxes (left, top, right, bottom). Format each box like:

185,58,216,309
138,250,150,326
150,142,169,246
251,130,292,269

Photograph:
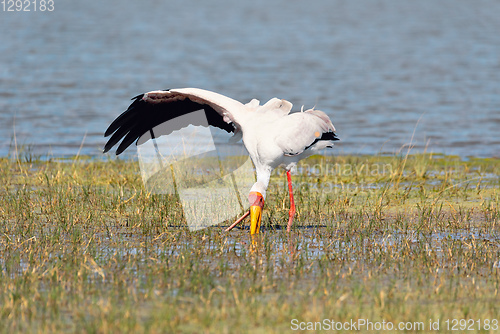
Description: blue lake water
1,0,499,159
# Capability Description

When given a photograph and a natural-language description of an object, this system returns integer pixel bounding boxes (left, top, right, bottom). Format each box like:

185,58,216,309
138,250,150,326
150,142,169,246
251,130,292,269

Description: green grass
0,153,499,333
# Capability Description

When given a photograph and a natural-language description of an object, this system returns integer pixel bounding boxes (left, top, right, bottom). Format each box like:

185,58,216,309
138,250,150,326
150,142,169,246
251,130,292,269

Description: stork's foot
225,210,250,232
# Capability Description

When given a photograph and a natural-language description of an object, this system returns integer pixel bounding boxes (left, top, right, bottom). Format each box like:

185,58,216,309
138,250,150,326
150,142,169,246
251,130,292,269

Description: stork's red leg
286,170,296,232
225,210,250,232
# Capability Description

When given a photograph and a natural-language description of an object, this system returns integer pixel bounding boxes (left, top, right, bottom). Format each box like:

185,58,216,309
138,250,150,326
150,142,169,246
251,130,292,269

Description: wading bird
104,88,338,234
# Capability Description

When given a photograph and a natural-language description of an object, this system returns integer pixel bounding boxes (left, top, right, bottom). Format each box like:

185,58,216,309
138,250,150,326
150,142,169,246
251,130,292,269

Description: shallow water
1,0,499,158
4,227,499,279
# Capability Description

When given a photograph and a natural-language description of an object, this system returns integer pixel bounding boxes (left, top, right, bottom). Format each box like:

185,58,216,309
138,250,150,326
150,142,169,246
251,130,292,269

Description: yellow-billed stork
103,88,338,234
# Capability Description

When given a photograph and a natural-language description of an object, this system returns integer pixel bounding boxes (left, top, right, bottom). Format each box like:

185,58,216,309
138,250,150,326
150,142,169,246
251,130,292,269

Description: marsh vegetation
0,153,499,333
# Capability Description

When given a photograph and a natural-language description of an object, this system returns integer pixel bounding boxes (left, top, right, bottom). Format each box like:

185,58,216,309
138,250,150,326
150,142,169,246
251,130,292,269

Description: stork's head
249,182,266,234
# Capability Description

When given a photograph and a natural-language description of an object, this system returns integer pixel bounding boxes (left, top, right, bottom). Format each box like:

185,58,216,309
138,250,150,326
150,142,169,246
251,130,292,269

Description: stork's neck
249,165,272,199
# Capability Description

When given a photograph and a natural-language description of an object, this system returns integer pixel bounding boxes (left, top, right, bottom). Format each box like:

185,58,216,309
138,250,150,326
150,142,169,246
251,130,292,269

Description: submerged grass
0,153,499,333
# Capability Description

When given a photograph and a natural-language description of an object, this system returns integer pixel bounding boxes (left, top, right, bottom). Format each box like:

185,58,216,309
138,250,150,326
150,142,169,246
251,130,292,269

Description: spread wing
103,88,247,155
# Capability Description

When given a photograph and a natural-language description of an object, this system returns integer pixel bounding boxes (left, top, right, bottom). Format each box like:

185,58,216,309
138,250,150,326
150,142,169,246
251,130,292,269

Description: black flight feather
303,131,340,151
104,91,234,155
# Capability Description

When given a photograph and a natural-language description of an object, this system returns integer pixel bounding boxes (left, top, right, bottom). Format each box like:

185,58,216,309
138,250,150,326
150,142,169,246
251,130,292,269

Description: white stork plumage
104,88,339,234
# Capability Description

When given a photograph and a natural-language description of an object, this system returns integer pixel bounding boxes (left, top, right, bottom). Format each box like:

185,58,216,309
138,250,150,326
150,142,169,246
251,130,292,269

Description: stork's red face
249,191,265,234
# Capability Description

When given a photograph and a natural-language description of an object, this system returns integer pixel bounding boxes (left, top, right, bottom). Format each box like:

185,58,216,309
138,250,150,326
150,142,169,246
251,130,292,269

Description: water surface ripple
1,0,499,158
